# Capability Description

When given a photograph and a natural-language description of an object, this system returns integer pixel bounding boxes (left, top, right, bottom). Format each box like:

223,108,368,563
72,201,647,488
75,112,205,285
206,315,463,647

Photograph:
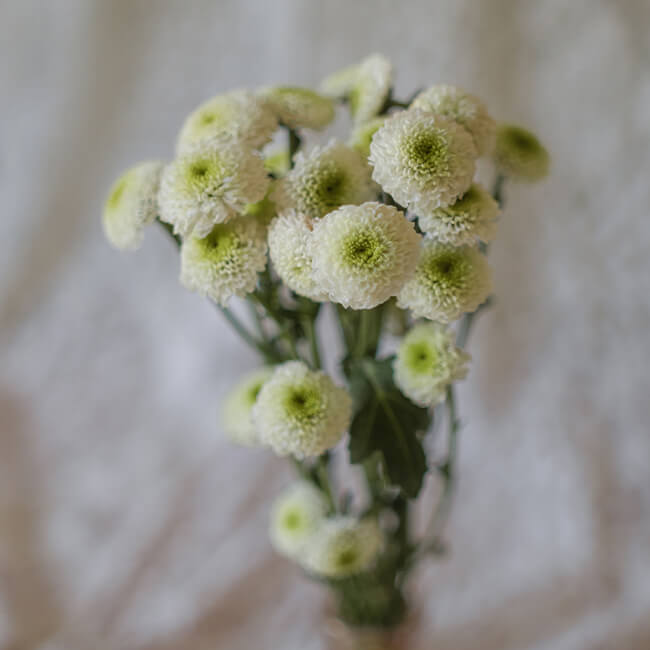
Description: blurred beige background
2,1,650,648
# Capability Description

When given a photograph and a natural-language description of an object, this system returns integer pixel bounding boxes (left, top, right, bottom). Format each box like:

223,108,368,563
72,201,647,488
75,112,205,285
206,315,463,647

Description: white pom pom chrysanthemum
370,110,477,213
397,240,492,323
252,361,352,458
348,116,386,158
176,89,278,153
268,211,327,301
103,161,163,250
272,141,377,220
180,217,267,305
417,183,499,246
158,139,270,238
302,517,383,578
494,124,550,182
321,54,393,124
259,86,335,131
310,202,420,310
221,367,273,445
393,323,470,407
270,482,329,559
411,84,496,156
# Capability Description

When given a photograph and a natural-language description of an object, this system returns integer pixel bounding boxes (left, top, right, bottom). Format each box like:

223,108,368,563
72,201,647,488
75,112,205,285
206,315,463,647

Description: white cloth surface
2,1,650,648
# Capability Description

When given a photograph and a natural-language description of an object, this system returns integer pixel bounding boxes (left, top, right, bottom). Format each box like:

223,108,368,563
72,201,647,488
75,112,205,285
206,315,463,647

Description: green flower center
341,230,387,270
313,165,347,213
505,127,540,153
335,547,359,569
423,250,469,288
196,224,239,262
282,384,323,422
404,130,449,177
283,509,304,531
245,381,265,406
405,341,438,374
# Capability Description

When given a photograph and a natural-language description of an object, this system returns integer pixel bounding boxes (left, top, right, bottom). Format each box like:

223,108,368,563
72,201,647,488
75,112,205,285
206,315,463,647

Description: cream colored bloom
179,217,267,305
397,240,492,323
158,139,270,238
393,323,470,407
417,183,499,246
252,361,352,458
102,161,163,250
411,85,495,156
259,86,335,131
310,202,420,310
494,123,550,182
348,116,386,158
370,110,477,213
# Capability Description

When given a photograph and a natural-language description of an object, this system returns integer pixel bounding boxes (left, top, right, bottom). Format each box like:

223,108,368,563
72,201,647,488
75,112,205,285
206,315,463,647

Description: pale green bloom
348,116,386,158
494,124,550,182
393,323,470,407
270,482,329,559
417,183,499,246
302,517,383,578
102,161,163,250
221,367,273,445
397,240,492,323
272,141,377,219
264,148,291,176
158,139,270,238
310,202,420,310
252,361,352,458
411,85,496,156
176,89,277,153
370,110,477,213
180,217,267,305
321,53,393,124
259,86,335,131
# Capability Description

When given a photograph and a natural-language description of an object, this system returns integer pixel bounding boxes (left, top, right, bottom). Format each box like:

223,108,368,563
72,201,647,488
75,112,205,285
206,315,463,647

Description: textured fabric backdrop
2,1,650,648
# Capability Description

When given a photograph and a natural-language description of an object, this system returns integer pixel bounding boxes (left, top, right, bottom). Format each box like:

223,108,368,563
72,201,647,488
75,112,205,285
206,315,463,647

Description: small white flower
370,110,477,213
310,202,420,310
176,89,278,153
348,116,386,158
252,361,352,458
417,183,499,246
494,123,550,182
180,217,267,305
158,138,270,238
272,141,377,219
102,161,163,250
397,240,492,323
221,367,273,445
411,85,496,156
258,86,335,131
270,481,329,559
393,323,470,407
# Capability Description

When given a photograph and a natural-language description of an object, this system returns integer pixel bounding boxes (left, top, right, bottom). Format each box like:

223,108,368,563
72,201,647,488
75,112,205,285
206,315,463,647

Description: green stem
287,127,302,166
302,315,322,369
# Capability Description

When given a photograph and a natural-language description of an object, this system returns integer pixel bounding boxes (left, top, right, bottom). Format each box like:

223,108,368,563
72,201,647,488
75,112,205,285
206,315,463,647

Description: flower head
321,54,393,124
259,86,335,131
252,361,352,458
158,139,270,238
270,482,329,559
102,161,163,250
348,116,386,158
370,110,477,213
180,217,267,305
417,183,499,246
411,85,495,156
397,240,492,323
221,367,273,445
176,89,277,153
494,124,550,182
272,141,377,219
393,323,470,407
310,202,420,310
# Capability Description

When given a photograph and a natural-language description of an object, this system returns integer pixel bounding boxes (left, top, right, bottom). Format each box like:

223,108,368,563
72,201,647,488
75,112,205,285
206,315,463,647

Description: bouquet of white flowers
103,54,548,642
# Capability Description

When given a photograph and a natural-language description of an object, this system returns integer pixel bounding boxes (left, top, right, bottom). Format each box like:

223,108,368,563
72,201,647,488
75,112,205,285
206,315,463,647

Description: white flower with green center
321,53,393,124
417,183,499,246
370,110,477,213
180,217,267,305
272,141,377,219
397,240,492,323
268,211,327,301
310,202,420,310
269,482,329,559
158,139,270,238
302,517,383,578
494,124,550,182
102,161,163,250
411,84,496,156
252,361,352,458
221,367,273,445
348,116,386,158
258,86,335,131
176,89,278,153
393,323,470,407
